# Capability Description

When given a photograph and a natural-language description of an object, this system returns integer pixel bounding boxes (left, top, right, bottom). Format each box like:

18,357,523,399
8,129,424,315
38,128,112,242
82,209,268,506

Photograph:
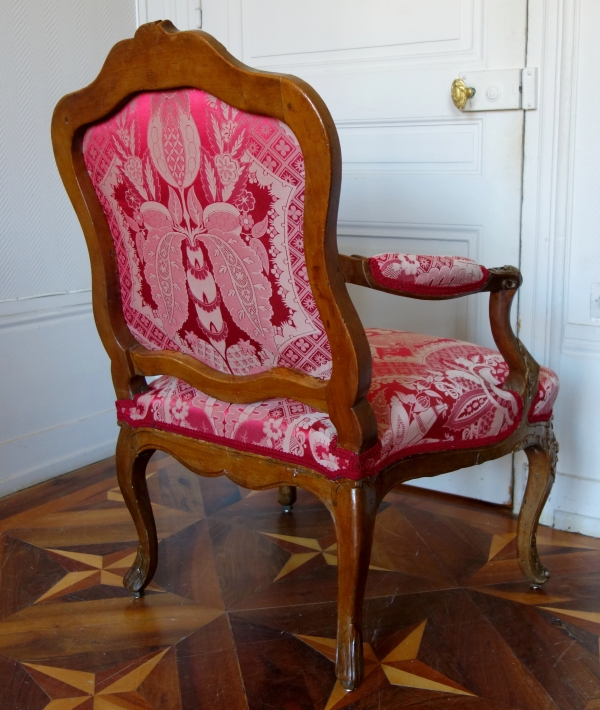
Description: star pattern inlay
23,648,173,709
35,546,164,603
261,532,393,581
296,620,474,709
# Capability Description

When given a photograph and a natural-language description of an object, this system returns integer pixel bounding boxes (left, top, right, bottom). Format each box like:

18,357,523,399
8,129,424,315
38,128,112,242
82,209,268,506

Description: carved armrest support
489,287,540,408
341,254,539,406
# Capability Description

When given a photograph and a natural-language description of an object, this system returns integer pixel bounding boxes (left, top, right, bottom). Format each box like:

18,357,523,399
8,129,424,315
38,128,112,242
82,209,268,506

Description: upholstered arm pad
370,253,487,295
340,253,522,299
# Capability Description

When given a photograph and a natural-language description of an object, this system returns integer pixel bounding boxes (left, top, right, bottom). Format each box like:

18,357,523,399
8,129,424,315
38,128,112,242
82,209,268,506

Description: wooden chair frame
52,21,557,691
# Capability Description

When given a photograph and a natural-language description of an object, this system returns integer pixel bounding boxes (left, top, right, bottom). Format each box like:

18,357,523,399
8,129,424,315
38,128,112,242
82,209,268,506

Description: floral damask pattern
370,253,488,296
529,366,560,422
117,329,559,480
83,89,331,379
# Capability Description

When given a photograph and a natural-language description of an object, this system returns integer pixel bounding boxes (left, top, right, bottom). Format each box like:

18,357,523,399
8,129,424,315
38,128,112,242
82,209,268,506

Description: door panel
138,0,199,30
243,0,474,65
203,0,527,504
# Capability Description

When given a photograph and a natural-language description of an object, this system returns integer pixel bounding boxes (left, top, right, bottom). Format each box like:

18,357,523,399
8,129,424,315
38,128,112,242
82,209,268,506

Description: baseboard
0,408,118,498
513,456,600,538
552,510,600,538
407,456,513,506
0,293,118,499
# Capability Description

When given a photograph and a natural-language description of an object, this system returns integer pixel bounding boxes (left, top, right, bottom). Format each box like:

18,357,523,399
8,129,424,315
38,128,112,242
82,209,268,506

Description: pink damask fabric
83,89,332,379
117,329,559,480
529,366,559,423
369,253,489,296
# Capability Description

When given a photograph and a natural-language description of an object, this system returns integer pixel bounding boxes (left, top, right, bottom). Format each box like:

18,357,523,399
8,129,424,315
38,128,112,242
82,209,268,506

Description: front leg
332,480,378,691
517,425,558,587
116,425,157,597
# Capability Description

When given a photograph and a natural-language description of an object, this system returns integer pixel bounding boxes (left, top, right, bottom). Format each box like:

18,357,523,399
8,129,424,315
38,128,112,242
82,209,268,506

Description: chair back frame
52,20,377,453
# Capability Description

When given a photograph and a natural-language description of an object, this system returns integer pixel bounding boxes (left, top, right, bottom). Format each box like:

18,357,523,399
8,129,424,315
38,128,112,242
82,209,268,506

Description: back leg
116,425,157,597
517,427,558,587
278,484,297,513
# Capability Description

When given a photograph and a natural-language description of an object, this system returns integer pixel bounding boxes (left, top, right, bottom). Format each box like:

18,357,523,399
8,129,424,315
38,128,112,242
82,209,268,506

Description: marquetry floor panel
1,455,600,708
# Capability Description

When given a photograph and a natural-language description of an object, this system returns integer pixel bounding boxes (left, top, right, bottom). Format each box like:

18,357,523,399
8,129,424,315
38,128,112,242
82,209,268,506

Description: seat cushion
117,329,559,480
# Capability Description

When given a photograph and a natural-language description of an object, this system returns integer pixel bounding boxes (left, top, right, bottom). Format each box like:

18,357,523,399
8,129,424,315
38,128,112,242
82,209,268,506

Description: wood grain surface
0,454,597,709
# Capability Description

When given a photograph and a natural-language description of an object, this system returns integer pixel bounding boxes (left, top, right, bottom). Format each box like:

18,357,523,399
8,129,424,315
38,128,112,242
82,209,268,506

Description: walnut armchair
52,21,559,692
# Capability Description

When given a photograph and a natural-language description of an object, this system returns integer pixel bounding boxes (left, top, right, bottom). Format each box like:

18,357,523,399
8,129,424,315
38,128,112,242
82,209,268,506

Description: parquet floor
1,454,600,709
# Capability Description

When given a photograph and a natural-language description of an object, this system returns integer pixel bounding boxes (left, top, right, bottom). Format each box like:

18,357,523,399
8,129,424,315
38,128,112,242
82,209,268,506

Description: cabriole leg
517,427,558,587
278,484,297,513
332,480,377,691
116,425,157,598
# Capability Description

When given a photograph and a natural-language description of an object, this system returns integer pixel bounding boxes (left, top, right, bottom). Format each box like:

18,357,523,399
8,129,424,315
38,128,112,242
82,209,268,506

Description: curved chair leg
278,484,297,513
116,425,157,598
517,429,558,588
332,481,377,691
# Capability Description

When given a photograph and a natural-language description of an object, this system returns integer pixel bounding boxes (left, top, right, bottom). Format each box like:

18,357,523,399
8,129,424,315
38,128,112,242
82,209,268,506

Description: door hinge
196,0,203,28
521,68,538,110
456,68,538,112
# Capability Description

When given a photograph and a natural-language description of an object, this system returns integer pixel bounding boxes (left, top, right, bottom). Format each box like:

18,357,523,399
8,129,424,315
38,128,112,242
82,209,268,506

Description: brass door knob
451,78,475,110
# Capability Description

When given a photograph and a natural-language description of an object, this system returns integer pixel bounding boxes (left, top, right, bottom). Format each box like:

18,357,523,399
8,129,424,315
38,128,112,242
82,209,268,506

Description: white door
137,0,200,30
152,0,529,505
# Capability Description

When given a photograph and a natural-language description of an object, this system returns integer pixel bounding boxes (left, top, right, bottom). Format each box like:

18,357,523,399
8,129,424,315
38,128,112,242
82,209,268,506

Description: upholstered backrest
83,89,332,379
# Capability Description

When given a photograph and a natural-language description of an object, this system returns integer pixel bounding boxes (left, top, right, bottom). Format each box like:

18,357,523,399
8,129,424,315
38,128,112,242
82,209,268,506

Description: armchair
52,21,559,692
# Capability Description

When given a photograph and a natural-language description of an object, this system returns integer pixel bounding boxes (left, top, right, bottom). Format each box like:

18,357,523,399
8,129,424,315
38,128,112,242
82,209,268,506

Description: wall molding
337,117,483,175
223,0,485,74
0,289,91,317
519,0,579,372
562,323,600,359
0,300,93,333
337,220,481,260
0,291,92,332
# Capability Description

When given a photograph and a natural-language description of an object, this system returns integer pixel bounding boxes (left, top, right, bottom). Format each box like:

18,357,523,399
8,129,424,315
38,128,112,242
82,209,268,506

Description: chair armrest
341,251,539,406
340,253,522,299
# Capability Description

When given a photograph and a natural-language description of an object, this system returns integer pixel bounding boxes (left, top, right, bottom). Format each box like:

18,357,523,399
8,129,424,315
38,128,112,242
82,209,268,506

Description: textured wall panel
0,0,136,301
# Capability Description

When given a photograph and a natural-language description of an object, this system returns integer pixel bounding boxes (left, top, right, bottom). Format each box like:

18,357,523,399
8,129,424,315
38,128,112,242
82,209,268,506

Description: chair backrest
83,88,331,379
52,21,376,453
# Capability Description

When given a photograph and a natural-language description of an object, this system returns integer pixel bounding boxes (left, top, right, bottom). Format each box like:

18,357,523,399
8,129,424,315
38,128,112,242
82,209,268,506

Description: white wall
0,2,137,495
517,0,600,536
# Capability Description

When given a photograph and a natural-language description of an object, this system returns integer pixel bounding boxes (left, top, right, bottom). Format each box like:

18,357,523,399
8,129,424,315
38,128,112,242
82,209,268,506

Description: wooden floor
1,454,600,709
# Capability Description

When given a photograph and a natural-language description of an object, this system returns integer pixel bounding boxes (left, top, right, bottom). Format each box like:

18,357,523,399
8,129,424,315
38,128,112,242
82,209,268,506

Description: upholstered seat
118,328,559,479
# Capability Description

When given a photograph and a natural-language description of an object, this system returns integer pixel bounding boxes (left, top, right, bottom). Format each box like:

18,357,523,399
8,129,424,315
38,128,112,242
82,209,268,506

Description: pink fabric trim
369,253,489,296
117,329,558,480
